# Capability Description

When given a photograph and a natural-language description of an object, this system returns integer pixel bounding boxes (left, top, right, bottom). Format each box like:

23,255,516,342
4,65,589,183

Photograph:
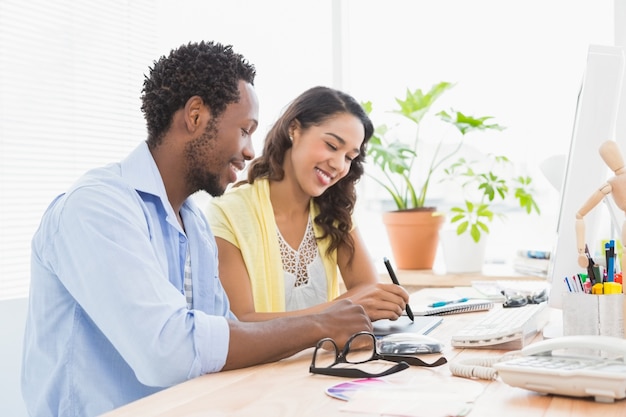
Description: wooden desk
383,264,545,292
102,289,624,417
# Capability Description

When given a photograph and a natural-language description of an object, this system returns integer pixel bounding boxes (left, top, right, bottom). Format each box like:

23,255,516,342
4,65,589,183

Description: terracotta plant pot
382,209,445,270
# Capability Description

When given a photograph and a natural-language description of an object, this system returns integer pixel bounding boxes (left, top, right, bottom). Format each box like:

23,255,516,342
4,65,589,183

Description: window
0,0,157,299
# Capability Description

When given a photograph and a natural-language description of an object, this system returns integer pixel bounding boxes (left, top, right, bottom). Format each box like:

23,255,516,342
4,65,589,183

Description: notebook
372,315,443,337
411,299,494,316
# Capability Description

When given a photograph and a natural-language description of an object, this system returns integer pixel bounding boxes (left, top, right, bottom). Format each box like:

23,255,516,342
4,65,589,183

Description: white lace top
278,218,328,311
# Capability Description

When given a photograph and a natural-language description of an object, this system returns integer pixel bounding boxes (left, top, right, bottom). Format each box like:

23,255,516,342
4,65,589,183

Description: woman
206,86,409,322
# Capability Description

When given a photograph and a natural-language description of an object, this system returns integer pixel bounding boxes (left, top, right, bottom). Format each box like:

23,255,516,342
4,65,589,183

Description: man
21,41,371,417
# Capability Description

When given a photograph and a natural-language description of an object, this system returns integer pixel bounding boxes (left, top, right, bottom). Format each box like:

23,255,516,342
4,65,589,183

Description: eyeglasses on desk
309,331,447,378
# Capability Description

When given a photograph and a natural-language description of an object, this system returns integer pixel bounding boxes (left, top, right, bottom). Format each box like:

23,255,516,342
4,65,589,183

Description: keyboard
451,303,549,349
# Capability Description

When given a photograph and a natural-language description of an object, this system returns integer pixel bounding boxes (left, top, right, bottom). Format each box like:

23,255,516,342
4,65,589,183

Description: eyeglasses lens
344,333,376,364
314,339,339,368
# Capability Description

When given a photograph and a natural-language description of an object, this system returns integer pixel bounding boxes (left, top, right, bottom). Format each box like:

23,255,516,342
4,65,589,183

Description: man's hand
315,299,372,348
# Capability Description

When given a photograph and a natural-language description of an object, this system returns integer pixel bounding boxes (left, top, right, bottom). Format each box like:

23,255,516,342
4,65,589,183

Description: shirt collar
119,142,199,233
120,141,166,198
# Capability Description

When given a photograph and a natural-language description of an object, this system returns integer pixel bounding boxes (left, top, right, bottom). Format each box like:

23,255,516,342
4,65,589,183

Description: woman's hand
338,283,410,322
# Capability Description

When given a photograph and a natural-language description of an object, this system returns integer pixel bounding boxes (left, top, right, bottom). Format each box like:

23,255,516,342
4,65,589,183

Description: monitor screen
548,45,625,308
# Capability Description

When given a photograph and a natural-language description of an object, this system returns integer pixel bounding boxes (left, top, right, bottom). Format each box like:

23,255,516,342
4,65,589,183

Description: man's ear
184,96,205,132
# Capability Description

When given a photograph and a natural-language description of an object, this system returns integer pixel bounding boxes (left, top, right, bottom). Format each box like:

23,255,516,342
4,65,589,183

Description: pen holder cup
562,293,626,338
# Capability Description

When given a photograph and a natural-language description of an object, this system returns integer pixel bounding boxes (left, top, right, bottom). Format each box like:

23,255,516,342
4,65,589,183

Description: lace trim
277,218,318,287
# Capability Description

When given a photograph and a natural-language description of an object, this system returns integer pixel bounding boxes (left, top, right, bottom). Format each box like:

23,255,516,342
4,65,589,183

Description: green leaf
392,82,455,125
438,110,506,135
476,221,490,233
361,101,373,115
450,213,465,223
368,141,415,175
470,225,481,242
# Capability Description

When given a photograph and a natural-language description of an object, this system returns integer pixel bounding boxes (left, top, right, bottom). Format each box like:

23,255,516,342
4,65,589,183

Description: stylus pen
428,298,469,308
383,257,414,322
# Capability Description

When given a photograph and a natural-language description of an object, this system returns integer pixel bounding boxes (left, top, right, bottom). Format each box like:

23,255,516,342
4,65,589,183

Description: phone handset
520,335,626,359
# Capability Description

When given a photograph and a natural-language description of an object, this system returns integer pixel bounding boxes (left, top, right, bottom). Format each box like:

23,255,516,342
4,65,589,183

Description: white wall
0,297,28,417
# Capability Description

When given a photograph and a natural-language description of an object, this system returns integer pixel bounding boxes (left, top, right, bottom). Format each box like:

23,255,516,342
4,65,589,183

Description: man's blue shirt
22,142,235,417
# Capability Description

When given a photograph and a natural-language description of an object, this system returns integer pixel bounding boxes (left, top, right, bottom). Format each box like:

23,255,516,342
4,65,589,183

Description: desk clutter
565,241,622,295
443,272,626,404
562,240,626,338
409,283,551,349
375,284,626,406
104,287,626,417
414,284,626,404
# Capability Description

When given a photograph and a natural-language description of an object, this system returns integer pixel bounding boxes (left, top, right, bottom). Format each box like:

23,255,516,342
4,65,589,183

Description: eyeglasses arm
309,361,409,378
380,354,448,367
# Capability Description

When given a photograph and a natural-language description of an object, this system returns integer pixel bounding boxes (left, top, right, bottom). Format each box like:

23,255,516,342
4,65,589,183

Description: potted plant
438,154,541,272
442,155,540,243
362,81,527,269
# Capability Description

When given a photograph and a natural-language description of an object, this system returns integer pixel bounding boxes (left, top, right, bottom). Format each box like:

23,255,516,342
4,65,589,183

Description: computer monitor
548,45,625,309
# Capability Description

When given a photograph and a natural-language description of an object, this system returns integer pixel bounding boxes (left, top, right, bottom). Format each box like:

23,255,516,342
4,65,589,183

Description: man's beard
184,119,226,197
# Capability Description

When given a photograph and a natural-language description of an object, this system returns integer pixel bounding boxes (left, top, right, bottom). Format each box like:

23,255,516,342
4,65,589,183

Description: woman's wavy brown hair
245,86,374,263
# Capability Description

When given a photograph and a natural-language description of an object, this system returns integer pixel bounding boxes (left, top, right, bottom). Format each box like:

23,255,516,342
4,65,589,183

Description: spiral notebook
412,299,494,316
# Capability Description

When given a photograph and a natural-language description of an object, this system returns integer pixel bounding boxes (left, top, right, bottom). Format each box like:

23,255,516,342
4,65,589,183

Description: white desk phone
450,335,626,403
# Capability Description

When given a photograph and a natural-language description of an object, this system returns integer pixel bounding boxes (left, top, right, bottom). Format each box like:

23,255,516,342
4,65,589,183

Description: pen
585,244,596,285
576,274,585,293
605,242,611,281
428,298,469,308
564,276,572,292
383,257,414,322
608,240,615,282
578,274,593,294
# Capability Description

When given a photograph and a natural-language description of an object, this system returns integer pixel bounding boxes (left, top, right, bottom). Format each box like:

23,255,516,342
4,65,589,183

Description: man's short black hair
141,41,256,147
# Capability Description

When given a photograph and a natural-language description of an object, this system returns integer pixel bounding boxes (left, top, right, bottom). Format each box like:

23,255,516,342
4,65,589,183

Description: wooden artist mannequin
575,140,626,271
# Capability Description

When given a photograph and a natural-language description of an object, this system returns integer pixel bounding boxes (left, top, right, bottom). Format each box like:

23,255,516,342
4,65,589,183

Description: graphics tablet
372,315,443,337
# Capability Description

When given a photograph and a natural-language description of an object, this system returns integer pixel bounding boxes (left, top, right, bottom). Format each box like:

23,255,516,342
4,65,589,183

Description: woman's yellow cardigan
206,178,340,312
